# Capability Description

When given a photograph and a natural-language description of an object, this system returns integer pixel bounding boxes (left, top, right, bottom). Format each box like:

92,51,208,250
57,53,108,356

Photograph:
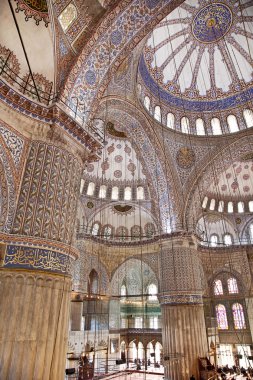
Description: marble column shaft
0,270,71,380
159,237,208,380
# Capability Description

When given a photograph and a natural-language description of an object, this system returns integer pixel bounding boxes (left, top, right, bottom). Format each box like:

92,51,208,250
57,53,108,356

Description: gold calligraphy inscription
4,245,71,274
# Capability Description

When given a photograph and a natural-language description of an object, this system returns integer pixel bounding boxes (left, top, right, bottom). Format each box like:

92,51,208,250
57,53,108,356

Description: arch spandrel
62,0,184,123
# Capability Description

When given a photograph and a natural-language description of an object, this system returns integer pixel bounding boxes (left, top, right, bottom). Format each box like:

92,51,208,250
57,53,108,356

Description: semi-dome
139,0,253,112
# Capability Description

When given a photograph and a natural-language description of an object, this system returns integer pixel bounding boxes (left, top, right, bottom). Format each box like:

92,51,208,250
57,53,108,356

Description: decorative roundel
86,163,94,172
127,162,136,174
114,170,122,178
115,155,123,163
243,186,250,192
192,3,232,43
87,201,94,209
176,147,195,169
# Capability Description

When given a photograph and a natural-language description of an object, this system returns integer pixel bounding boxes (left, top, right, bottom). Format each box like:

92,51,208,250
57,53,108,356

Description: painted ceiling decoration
106,122,127,139
114,205,133,213
14,0,49,26
206,161,253,198
241,152,253,161
140,0,253,111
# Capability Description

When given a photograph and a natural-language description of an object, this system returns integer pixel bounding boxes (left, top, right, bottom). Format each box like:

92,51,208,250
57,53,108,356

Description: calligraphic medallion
176,147,195,169
192,3,232,43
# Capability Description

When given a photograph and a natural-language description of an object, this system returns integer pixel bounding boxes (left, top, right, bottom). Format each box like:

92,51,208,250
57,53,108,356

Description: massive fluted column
0,132,85,380
159,234,208,380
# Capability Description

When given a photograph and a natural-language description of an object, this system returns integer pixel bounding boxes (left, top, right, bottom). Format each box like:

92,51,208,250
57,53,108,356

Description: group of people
214,364,253,379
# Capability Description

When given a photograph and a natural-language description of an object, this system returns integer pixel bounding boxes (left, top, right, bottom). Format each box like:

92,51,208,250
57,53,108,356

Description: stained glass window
145,223,155,238
196,118,205,135
227,278,238,294
202,196,208,209
211,118,222,135
244,109,253,128
91,222,100,236
167,113,175,129
214,280,223,295
103,225,112,240
224,234,232,246
154,106,161,122
210,234,218,247
87,182,95,196
116,226,128,241
137,186,144,200
218,201,224,212
249,201,253,212
124,187,132,200
131,225,142,240
228,201,233,213
232,303,246,329
148,283,157,301
216,304,228,330
250,223,253,242
111,186,119,200
99,185,107,198
144,96,150,111
181,116,190,134
227,115,239,133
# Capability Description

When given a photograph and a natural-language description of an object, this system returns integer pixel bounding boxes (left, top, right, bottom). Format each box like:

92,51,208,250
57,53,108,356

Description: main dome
139,0,253,112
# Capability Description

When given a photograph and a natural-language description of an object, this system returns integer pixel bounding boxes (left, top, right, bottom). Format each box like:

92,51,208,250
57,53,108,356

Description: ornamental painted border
139,54,253,112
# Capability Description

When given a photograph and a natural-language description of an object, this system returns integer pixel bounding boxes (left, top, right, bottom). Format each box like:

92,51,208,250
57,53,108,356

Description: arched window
232,303,246,329
154,106,161,122
124,187,132,200
91,222,100,236
145,223,155,238
89,269,99,295
87,182,95,196
202,196,208,209
116,226,128,241
211,118,222,135
80,179,85,194
216,304,228,329
223,234,232,246
228,278,238,294
58,3,77,32
196,118,205,135
214,279,223,295
137,83,142,94
228,201,233,213
137,186,144,200
103,225,112,240
121,284,127,298
238,201,244,213
218,200,224,212
99,185,107,198
250,223,253,242
210,234,218,247
209,199,216,211
144,96,150,111
227,115,239,133
131,225,142,240
249,201,253,212
243,109,253,128
148,283,157,301
181,116,190,134
111,186,119,200
167,113,175,129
